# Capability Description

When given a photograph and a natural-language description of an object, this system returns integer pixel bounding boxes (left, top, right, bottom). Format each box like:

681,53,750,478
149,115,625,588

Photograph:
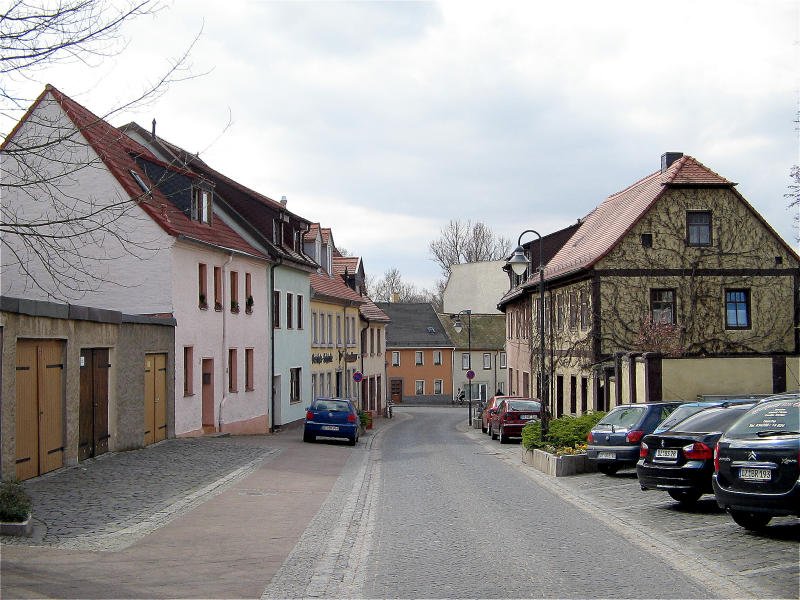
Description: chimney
661,152,683,173
151,118,156,141
280,195,288,206
391,292,400,303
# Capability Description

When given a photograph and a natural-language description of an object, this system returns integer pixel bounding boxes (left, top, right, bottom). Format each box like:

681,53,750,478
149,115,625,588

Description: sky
5,0,799,290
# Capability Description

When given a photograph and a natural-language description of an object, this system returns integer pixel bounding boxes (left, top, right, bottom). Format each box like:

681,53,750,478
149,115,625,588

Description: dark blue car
303,398,360,445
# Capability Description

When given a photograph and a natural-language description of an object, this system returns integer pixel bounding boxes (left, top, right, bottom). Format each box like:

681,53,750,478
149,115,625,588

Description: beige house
499,152,800,415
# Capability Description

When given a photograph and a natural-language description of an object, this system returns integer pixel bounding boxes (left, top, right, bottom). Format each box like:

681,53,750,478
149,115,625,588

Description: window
433,350,442,365
245,272,252,312
287,292,293,329
415,351,424,366
311,374,317,400
192,187,212,224
462,353,470,370
336,316,342,346
228,348,238,392
498,381,505,394
641,233,653,248
415,380,425,395
483,353,491,370
650,289,676,324
290,367,301,404
198,263,208,308
183,346,193,395
319,313,326,344
687,211,712,246
499,352,507,369
214,266,222,310
725,289,751,329
434,379,443,395
297,295,303,329
272,291,280,328
230,271,239,311
580,290,590,330
392,351,400,366
312,312,318,343
377,329,382,353
327,315,333,346
245,348,254,391
370,328,375,355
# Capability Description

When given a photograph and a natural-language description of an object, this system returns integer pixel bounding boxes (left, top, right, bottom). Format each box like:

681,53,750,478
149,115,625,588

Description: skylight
129,170,150,195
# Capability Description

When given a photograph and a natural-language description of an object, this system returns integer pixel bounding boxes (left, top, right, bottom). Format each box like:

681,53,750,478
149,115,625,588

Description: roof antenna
280,195,288,206
151,118,156,141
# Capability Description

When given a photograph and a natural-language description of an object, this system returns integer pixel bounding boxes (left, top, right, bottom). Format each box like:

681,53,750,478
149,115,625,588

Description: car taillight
306,411,314,420
683,442,713,460
714,443,720,472
639,442,649,458
587,431,594,443
504,413,515,421
626,430,644,444
347,414,357,423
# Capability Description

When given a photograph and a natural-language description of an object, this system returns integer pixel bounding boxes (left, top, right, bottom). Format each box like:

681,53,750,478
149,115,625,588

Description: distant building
442,261,508,315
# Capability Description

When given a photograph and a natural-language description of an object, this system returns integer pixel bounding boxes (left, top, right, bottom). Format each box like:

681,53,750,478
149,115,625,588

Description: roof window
191,186,212,224
427,326,436,334
129,170,150,196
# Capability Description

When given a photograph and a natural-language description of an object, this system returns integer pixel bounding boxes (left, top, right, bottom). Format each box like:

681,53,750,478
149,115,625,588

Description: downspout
219,252,234,431
359,318,369,410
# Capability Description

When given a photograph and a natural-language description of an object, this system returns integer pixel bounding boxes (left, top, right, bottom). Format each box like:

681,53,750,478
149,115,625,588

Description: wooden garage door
79,348,110,461
144,353,167,445
16,340,65,480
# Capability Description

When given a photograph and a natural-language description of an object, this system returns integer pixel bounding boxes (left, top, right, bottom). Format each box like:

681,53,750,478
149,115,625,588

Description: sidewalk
1,421,387,599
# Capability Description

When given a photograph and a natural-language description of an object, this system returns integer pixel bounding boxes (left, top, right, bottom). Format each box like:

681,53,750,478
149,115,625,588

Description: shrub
358,410,368,428
522,412,606,452
0,480,32,522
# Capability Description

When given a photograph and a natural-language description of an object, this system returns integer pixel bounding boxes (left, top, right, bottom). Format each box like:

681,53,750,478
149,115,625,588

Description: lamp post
452,309,473,426
506,230,549,436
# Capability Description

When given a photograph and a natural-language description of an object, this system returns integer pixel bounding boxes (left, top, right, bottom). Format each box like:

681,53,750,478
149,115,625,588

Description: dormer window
191,186,212,224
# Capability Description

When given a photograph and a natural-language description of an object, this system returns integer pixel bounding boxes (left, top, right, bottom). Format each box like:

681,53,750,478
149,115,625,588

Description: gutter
219,252,234,430
269,258,282,432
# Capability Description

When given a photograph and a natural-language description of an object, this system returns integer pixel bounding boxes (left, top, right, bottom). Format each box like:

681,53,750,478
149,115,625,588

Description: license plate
321,425,339,432
520,414,535,420
598,451,616,460
655,449,678,459
739,468,771,481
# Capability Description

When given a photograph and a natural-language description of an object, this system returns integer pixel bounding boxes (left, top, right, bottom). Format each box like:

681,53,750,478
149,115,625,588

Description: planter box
0,514,33,537
522,448,597,477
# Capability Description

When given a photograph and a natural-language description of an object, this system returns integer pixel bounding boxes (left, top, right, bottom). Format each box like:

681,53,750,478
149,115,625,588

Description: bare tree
368,267,434,304
428,219,511,277
1,0,203,300
787,111,799,241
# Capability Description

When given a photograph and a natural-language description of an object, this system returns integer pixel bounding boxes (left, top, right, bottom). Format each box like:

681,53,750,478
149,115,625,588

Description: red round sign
353,371,363,382
466,370,475,380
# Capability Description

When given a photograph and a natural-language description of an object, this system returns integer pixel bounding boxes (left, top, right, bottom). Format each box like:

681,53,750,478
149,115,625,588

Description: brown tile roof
304,223,332,245
359,296,390,323
35,86,266,259
310,272,364,304
332,255,360,277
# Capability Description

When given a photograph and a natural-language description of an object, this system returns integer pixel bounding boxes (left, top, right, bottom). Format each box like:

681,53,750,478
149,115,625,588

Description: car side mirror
489,409,498,415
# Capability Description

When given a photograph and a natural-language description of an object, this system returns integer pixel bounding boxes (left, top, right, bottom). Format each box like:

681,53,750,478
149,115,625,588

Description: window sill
245,308,253,315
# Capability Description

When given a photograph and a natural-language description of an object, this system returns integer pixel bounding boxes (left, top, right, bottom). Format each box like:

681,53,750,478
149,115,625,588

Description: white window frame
483,353,491,370
415,380,425,395
433,350,442,365
462,353,470,370
415,351,423,366
499,352,507,369
392,351,400,367
434,379,443,395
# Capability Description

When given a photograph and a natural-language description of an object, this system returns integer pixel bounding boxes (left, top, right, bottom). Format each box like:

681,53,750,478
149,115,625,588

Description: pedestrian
453,389,459,406
458,389,465,405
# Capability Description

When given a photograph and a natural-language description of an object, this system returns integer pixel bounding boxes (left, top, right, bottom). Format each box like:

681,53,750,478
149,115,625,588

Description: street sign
353,371,363,382
466,370,475,380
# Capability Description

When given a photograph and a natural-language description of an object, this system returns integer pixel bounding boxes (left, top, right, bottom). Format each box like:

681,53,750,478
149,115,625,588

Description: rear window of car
596,406,646,429
312,400,351,412
669,405,753,433
507,400,541,411
724,398,800,439
656,404,710,432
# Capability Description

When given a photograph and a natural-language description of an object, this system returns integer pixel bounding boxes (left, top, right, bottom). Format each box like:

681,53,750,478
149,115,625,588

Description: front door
79,348,110,461
144,353,168,445
15,339,65,480
201,358,215,431
390,378,402,404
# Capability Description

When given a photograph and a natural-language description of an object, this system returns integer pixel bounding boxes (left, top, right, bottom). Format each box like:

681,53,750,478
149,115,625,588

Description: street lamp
451,309,473,426
506,230,549,436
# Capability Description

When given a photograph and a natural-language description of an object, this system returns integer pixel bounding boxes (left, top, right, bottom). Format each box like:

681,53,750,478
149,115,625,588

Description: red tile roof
37,86,266,259
359,297,390,323
332,255,360,277
543,155,734,281
304,223,332,245
310,272,364,304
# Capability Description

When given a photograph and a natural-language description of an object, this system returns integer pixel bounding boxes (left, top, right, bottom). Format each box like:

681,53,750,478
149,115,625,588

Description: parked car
488,398,541,443
637,402,756,504
652,398,764,434
712,393,800,530
587,402,681,474
481,395,522,434
303,398,360,445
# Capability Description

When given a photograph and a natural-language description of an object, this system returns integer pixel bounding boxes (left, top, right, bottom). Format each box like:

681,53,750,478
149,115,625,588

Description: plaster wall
661,357,775,401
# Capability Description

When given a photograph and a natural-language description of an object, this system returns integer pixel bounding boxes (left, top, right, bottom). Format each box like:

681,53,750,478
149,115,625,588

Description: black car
587,402,681,474
712,394,800,530
637,402,755,505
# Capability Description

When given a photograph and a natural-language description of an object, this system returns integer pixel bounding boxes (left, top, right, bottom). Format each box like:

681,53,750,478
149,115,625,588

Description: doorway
390,378,402,404
79,348,110,461
201,358,215,432
144,353,168,445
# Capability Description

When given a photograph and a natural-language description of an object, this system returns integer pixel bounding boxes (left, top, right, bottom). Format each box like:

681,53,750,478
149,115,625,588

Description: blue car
303,398,360,445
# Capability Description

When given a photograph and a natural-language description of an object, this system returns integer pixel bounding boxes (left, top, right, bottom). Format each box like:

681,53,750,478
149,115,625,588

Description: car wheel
667,489,703,505
598,464,618,475
729,510,772,530
490,425,498,440
499,426,508,444
303,432,315,443
348,436,357,446
481,422,487,434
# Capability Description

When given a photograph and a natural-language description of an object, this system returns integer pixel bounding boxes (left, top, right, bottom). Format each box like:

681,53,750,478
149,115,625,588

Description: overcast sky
7,0,799,290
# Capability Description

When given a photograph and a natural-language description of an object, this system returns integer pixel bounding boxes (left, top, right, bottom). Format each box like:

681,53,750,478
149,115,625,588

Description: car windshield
596,406,646,429
312,400,351,412
724,398,800,439
668,405,753,434
507,400,540,412
655,404,711,432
